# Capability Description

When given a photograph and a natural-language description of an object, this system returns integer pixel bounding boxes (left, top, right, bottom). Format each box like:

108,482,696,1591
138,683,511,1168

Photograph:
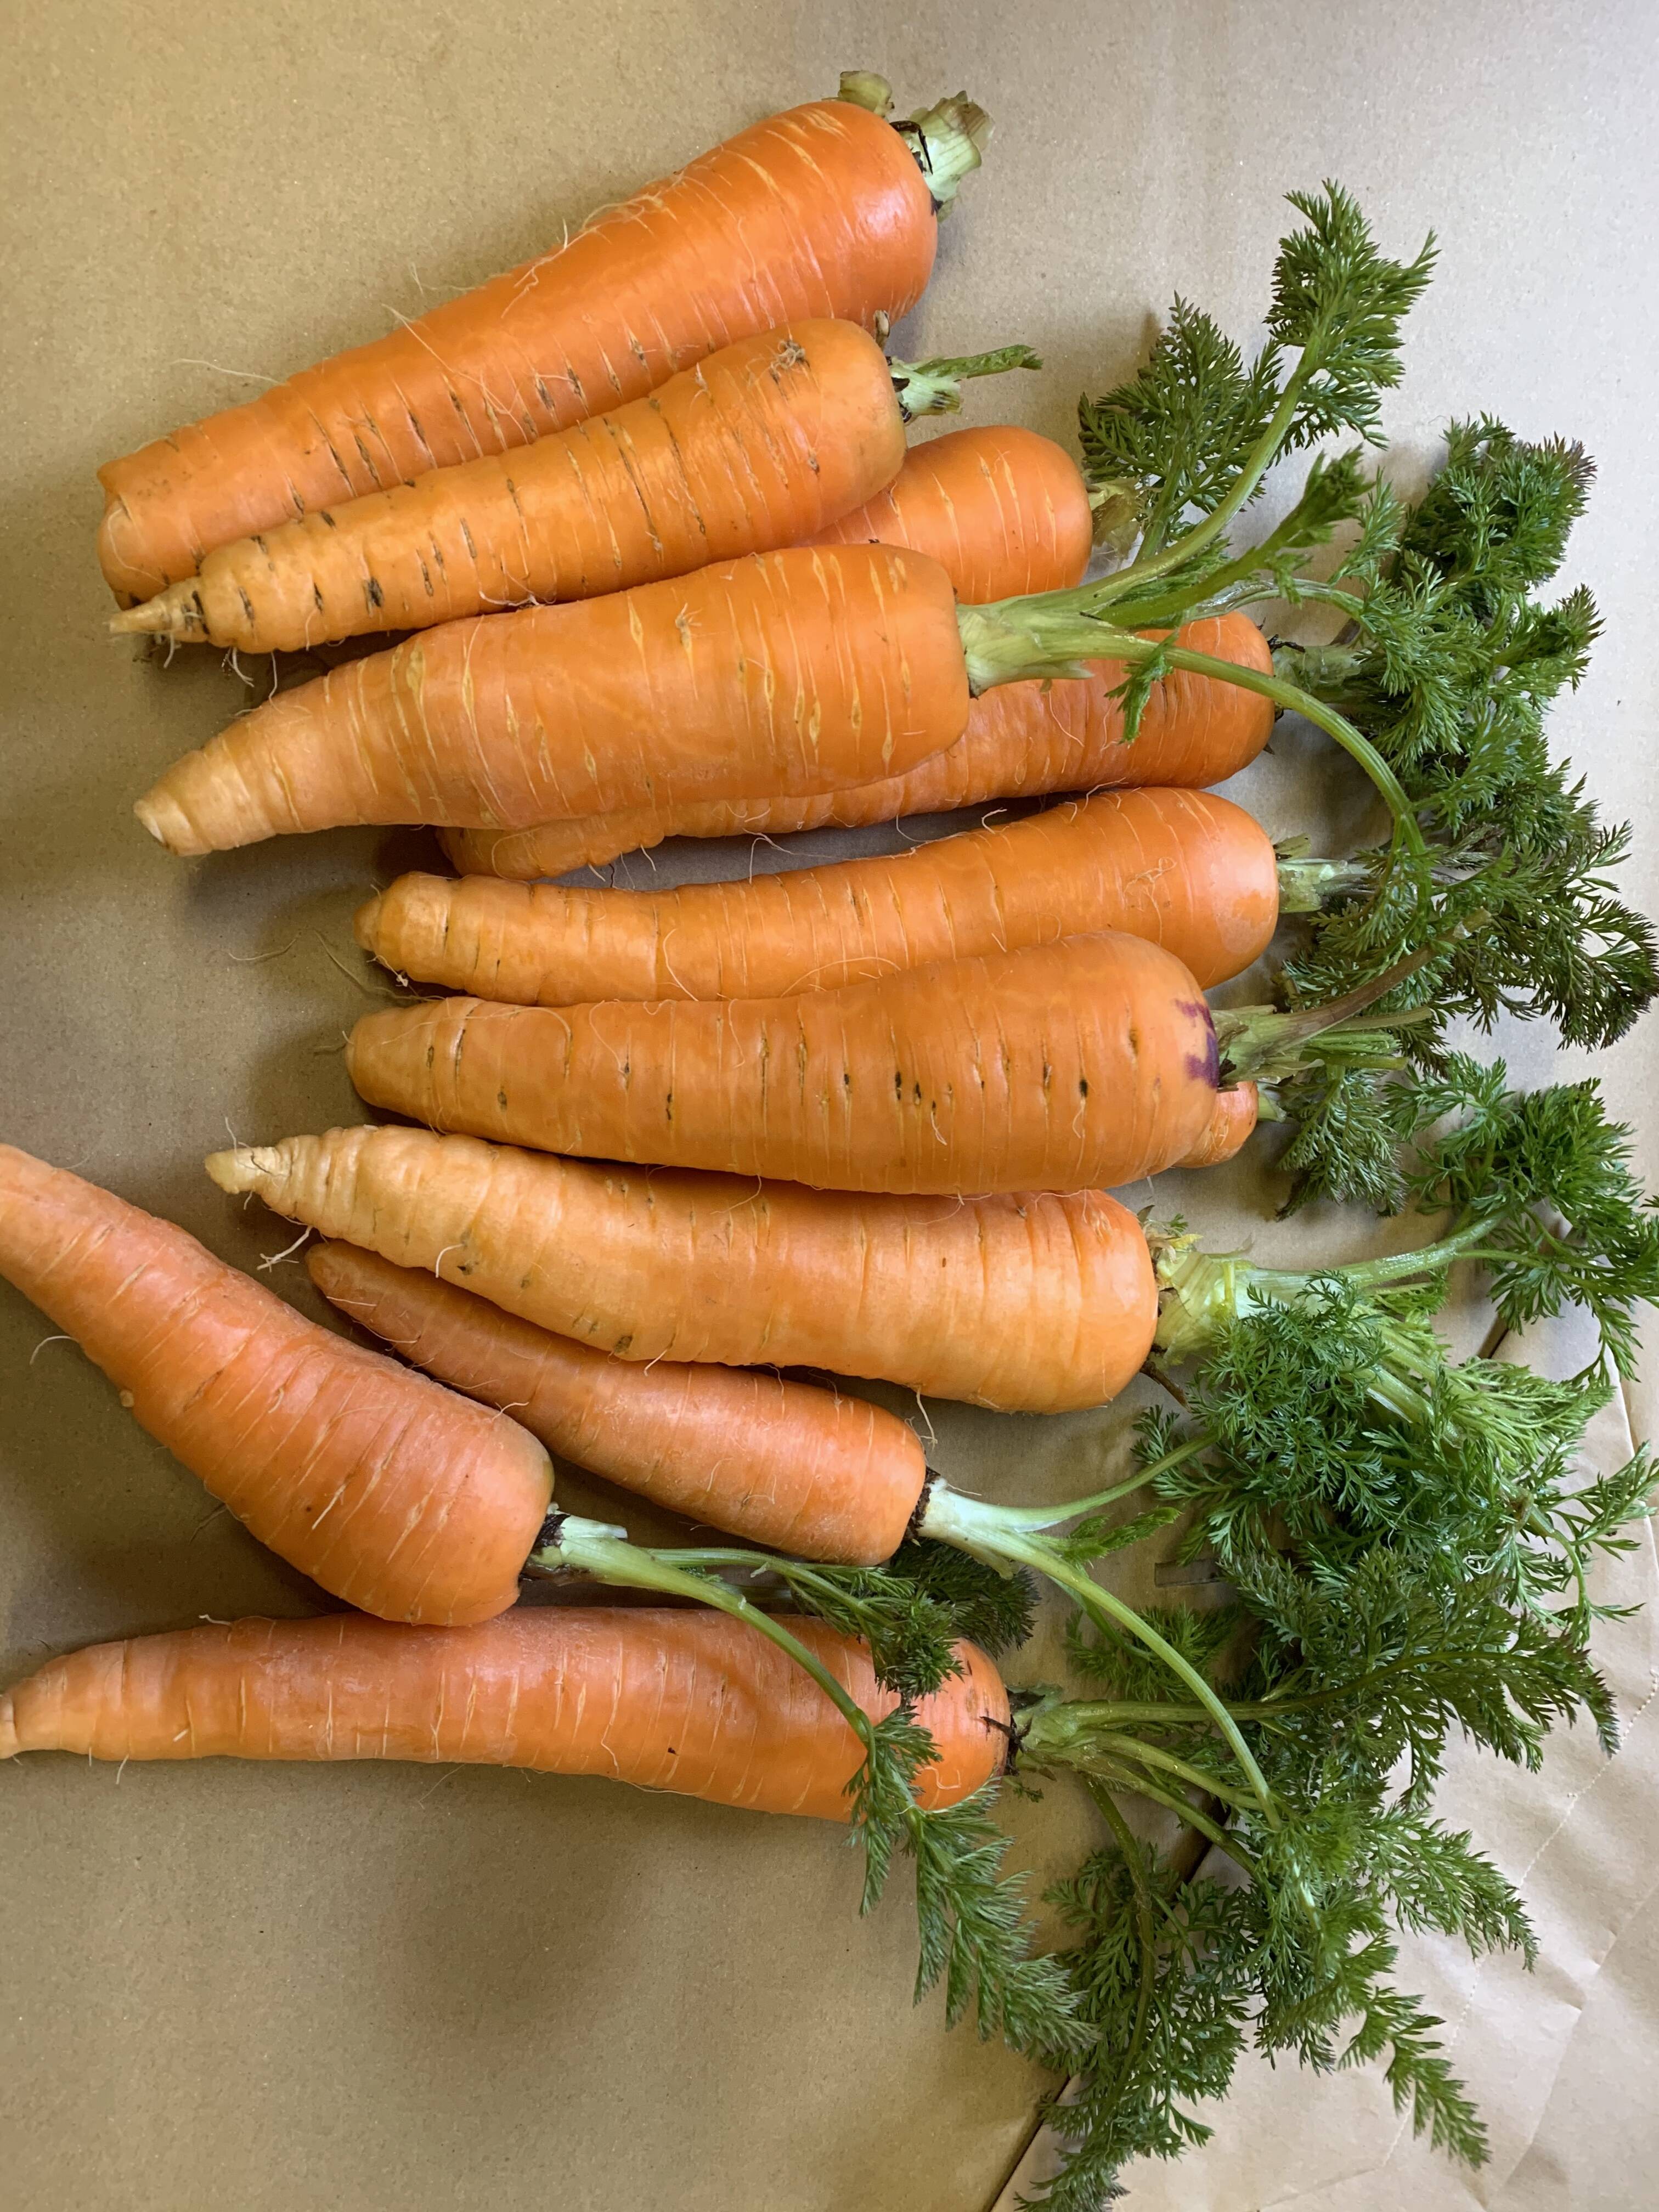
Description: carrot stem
888,343,1041,420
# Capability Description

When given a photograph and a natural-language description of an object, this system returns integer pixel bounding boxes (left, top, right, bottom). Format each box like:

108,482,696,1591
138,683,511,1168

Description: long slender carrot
135,544,968,856
439,608,1272,878
309,1241,925,1564
345,932,1220,1195
0,1610,1006,1819
98,78,988,602
803,420,1093,603
207,1126,1158,1413
114,326,1040,653
0,1145,551,1625
362,788,1278,1006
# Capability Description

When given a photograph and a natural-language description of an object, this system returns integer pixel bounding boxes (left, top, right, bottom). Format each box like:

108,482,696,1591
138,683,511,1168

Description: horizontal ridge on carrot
135,543,968,855
114,324,1041,653
0,1146,551,1624
345,932,1222,1195
0,1610,1005,1821
363,788,1279,1005
310,1241,926,1564
440,610,1272,879
98,74,989,602
207,1125,1158,1412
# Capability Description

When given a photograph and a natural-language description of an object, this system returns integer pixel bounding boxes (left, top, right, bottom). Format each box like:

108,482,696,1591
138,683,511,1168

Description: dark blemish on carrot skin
497,1088,509,1110
365,577,385,610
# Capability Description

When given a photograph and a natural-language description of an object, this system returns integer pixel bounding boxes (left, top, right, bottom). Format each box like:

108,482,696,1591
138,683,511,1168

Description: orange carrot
439,611,1274,879
114,326,1040,653
0,1145,551,1625
803,421,1093,602
98,80,988,602
135,544,968,856
309,1241,925,1564
362,788,1278,1006
1177,1081,1261,1169
0,1610,1006,1820
207,1126,1158,1413
345,932,1220,1195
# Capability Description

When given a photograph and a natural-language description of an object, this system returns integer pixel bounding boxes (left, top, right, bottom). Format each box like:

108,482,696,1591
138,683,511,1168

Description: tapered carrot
803,420,1093,603
362,788,1278,1006
98,78,988,602
136,544,967,856
0,1610,1005,1819
346,932,1221,1195
114,325,1040,653
0,1146,551,1624
439,610,1272,878
207,1126,1158,1413
309,1241,924,1564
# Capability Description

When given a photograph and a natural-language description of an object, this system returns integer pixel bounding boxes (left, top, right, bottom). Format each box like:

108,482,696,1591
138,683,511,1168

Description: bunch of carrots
7,66,1658,2204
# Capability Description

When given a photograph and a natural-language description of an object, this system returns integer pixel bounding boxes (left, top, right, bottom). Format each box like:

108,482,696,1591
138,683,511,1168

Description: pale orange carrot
207,1126,1158,1414
310,1241,925,1564
345,932,1221,1196
0,1145,551,1624
359,788,1278,1005
0,1610,1006,1820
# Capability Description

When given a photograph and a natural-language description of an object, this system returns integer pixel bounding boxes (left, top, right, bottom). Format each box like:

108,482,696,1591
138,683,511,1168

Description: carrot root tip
133,792,200,855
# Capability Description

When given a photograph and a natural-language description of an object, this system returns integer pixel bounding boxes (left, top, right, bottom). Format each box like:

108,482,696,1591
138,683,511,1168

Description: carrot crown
836,71,991,213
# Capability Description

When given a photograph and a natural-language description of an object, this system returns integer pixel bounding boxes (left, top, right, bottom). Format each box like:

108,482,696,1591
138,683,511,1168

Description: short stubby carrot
439,611,1275,879
0,1610,1007,1820
114,325,1040,654
310,1242,926,1564
1177,1081,1261,1169
0,1146,551,1624
135,544,969,856
346,933,1220,1196
97,83,988,602
804,421,1093,603
363,789,1278,1006
207,1126,1158,1413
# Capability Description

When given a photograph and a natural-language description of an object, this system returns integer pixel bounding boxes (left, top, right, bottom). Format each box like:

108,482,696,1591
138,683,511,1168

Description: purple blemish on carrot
1178,1003,1221,1089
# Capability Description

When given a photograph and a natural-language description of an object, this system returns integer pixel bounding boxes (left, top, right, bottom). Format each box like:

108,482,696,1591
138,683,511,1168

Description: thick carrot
135,544,968,856
114,326,1039,653
804,421,1093,603
0,1146,551,1625
98,82,988,602
363,788,1278,1006
439,611,1274,879
207,1126,1158,1414
345,932,1220,1195
309,1242,924,1564
0,1610,1006,1819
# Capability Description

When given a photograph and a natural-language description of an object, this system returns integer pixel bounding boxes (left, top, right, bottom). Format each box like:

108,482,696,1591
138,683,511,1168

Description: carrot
135,544,968,856
206,1126,1158,1414
803,420,1093,603
345,932,1221,1195
438,609,1272,878
1177,1081,1261,1169
362,788,1278,1006
0,1609,1005,1820
0,1145,551,1625
309,1240,925,1565
97,78,989,602
113,326,1041,654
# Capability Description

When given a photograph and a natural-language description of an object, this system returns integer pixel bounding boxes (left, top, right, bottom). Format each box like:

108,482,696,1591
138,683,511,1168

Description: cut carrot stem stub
360,788,1280,1006
97,84,988,602
134,542,969,856
112,325,1041,654
344,932,1222,1196
208,1125,1158,1414
0,1610,1007,1820
0,1145,552,1625
437,608,1273,881
309,1242,926,1565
